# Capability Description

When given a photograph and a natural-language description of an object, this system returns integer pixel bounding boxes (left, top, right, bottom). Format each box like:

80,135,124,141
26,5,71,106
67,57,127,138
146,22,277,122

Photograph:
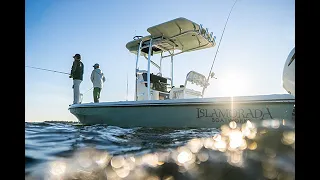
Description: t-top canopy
126,17,216,57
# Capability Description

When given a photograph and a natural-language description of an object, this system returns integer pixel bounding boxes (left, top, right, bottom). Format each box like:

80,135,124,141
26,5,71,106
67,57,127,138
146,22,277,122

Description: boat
282,47,295,97
282,47,295,120
68,17,295,128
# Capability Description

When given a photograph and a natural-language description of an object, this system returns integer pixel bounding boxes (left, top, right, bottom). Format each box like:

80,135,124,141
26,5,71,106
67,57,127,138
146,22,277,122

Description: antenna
126,72,128,101
202,0,238,96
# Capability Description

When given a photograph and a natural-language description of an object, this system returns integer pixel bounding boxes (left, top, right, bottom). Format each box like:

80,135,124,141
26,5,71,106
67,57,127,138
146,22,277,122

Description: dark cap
93,63,99,67
73,54,81,59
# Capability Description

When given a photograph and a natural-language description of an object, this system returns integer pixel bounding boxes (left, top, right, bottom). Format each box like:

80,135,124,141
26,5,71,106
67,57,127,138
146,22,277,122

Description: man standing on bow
90,63,106,103
69,53,84,104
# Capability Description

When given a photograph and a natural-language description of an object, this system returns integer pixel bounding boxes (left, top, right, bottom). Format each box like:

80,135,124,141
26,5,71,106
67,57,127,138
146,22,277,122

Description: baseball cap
73,54,81,59
93,63,99,67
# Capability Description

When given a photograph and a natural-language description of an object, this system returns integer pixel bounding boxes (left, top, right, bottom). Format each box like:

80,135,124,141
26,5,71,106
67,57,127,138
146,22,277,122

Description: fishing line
203,0,238,95
82,87,93,95
79,87,93,103
80,75,108,102
25,65,70,75
26,65,104,103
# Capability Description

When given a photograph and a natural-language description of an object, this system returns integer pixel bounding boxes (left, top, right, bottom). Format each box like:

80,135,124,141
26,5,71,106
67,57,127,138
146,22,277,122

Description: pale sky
25,0,295,122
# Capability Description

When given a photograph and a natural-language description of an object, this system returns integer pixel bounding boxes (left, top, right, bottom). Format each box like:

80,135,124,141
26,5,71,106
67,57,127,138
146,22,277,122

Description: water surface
25,120,295,179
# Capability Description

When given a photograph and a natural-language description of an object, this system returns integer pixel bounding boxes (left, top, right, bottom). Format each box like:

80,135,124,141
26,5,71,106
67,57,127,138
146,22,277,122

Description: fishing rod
25,65,70,75
202,0,238,96
26,65,105,103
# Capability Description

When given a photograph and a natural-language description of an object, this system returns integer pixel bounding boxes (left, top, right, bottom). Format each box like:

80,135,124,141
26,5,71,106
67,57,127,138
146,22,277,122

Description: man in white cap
90,63,106,103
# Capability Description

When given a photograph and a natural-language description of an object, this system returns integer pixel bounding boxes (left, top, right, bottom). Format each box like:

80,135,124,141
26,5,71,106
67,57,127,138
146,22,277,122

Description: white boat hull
282,47,295,96
69,94,295,128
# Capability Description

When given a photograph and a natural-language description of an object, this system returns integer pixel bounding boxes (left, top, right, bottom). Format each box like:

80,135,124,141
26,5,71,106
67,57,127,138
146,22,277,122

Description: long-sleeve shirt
90,68,106,88
70,60,84,80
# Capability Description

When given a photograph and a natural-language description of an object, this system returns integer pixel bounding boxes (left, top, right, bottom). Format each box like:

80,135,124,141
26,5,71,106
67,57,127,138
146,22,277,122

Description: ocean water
25,120,295,180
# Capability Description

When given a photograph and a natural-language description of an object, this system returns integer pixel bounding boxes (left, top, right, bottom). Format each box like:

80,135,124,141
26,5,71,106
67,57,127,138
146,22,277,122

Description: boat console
136,69,209,100
136,71,171,101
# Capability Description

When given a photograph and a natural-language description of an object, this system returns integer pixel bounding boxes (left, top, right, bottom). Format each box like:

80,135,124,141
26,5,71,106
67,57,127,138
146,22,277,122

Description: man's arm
90,71,94,83
81,62,84,75
102,74,106,82
70,61,77,76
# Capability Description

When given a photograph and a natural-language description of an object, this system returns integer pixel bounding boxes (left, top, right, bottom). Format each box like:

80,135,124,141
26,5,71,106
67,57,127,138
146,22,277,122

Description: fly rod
25,65,70,75
202,0,238,96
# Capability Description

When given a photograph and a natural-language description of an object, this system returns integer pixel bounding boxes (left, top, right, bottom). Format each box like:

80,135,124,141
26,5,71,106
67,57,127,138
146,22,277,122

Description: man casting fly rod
69,53,84,105
26,53,84,105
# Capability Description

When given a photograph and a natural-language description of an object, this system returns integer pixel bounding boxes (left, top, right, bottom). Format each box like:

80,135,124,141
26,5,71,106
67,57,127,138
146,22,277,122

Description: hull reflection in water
26,120,295,180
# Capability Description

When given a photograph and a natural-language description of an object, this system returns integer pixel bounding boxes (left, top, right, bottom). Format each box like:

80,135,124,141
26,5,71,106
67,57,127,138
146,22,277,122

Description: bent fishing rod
202,0,238,96
25,65,70,75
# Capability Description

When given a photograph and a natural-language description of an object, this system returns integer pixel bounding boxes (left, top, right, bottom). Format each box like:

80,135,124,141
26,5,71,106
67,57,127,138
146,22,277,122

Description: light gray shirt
90,68,106,88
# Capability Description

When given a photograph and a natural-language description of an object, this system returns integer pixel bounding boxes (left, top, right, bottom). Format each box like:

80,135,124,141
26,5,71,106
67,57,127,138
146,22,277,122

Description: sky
25,0,295,122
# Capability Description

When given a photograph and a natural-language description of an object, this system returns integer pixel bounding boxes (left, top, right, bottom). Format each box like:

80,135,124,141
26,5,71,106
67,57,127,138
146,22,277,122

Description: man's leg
93,87,99,103
73,80,82,104
96,88,102,102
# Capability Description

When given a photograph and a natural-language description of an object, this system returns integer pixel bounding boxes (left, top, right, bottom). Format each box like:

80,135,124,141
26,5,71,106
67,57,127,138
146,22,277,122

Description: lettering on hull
196,108,273,123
